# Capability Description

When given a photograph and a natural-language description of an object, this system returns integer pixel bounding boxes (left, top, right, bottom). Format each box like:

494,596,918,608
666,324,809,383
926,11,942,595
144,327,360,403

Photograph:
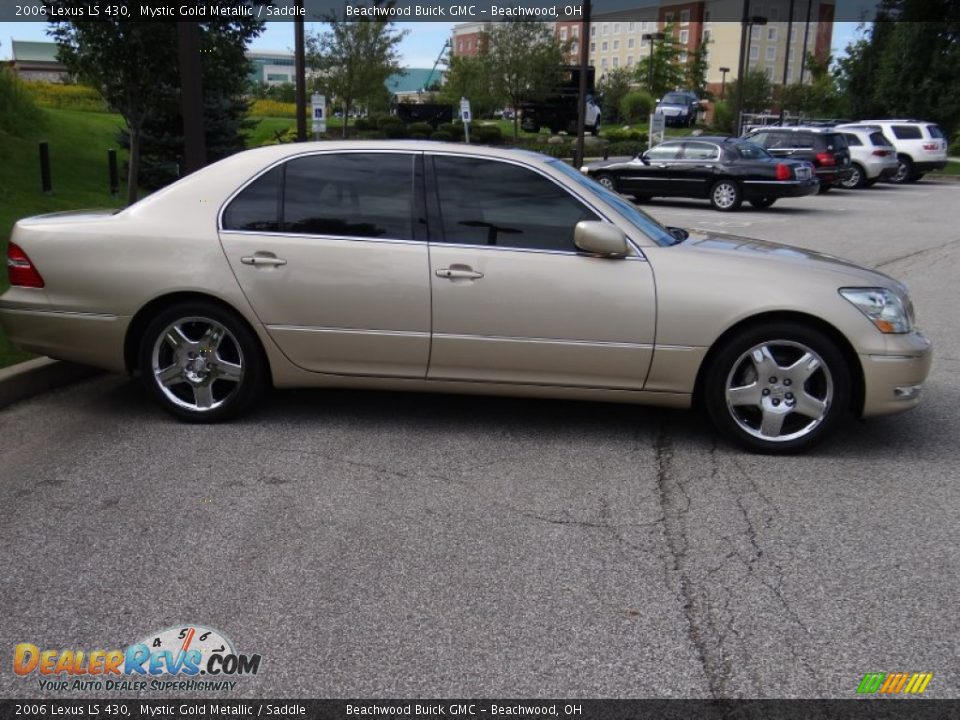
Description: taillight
775,163,792,181
7,243,45,288
922,142,938,151
815,152,835,166
871,149,891,156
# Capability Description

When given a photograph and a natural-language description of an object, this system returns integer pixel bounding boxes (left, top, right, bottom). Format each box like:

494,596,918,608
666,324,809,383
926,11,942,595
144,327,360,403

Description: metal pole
294,2,307,142
39,142,52,194
648,36,655,92
573,6,592,169
733,0,751,135
177,21,207,174
780,0,796,124
800,0,813,83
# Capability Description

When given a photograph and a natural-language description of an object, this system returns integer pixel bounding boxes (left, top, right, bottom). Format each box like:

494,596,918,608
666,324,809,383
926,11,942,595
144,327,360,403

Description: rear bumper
742,178,821,199
860,331,933,417
816,167,854,185
0,304,128,373
914,160,948,173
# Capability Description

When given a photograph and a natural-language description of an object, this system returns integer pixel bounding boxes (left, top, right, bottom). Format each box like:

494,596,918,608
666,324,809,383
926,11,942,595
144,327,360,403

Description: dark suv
744,127,853,192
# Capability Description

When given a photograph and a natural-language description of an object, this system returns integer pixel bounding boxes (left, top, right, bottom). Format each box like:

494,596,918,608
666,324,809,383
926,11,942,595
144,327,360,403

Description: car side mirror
574,221,629,258
638,152,650,165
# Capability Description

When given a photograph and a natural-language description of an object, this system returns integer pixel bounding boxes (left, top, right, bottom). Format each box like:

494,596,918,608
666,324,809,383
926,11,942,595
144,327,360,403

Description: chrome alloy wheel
724,341,834,443
840,165,862,189
892,159,911,183
151,317,245,412
597,175,616,191
712,182,738,209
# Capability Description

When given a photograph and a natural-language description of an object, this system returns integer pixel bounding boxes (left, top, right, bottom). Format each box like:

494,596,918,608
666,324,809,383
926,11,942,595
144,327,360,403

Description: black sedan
584,137,820,211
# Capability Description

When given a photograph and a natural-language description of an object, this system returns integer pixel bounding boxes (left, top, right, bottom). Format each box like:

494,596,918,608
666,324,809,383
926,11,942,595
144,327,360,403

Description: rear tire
139,301,267,423
710,179,742,211
749,197,776,209
704,321,851,454
892,155,914,184
840,163,867,189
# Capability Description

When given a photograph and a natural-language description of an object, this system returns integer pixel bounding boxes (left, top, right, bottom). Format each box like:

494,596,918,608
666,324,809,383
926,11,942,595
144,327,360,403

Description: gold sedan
0,142,931,453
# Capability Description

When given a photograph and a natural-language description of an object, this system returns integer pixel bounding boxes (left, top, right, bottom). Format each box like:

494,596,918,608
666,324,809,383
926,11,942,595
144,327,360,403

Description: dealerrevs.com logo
13,624,261,692
856,672,933,695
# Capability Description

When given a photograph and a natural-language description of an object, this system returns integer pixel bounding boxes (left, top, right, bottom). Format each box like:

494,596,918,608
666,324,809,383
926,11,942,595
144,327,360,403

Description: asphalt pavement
1,179,959,699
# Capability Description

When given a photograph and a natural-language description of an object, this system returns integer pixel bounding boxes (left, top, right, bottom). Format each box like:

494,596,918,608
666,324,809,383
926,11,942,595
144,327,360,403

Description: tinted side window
646,143,683,160
283,153,415,239
927,125,944,139
842,133,862,146
892,125,922,140
682,142,720,160
869,131,892,147
222,167,281,231
753,132,783,149
433,157,598,252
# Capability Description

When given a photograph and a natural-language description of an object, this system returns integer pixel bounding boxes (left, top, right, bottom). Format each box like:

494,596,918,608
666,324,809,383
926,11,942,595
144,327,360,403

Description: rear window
841,133,862,147
825,133,848,150
892,125,923,140
926,125,944,139
869,131,893,147
733,142,770,159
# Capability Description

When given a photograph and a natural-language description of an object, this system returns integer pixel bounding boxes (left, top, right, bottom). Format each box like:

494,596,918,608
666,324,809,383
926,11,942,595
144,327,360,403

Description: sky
0,20,864,68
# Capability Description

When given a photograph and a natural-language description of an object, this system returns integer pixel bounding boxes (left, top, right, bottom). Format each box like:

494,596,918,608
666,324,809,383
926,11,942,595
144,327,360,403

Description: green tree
487,21,568,138
635,24,685,99
440,53,499,119
684,40,711,98
597,67,633,124
307,15,407,138
730,68,773,114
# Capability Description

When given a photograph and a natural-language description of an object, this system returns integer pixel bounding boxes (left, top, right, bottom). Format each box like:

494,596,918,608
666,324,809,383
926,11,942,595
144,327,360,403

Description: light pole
574,10,593,170
780,0,796,125
719,66,730,100
294,0,306,142
745,15,768,74
642,31,666,95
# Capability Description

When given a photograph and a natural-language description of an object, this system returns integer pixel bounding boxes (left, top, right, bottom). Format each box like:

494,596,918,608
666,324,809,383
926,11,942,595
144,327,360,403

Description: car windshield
547,160,679,247
662,93,689,104
734,141,771,159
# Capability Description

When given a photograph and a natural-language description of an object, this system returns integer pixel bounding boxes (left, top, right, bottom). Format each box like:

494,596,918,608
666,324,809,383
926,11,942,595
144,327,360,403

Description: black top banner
3,700,960,720
1,0,956,23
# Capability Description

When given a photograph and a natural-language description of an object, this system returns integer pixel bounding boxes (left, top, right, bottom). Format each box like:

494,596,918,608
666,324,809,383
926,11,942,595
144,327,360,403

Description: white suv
836,126,899,188
838,120,948,183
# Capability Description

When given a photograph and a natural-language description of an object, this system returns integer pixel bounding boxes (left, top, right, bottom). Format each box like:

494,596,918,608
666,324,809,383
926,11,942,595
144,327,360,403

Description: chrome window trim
219,229,422,246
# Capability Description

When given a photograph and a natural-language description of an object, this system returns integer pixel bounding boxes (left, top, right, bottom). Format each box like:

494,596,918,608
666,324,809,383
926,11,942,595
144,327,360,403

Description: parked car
837,120,948,184
583,137,819,211
835,126,899,188
520,65,601,135
744,126,853,192
655,91,702,128
0,142,931,453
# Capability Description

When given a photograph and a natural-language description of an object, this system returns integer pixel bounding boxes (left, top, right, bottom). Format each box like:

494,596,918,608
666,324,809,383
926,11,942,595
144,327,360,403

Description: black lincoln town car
583,137,820,212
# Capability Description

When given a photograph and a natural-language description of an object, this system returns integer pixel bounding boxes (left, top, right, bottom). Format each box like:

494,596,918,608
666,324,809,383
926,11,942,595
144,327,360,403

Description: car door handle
436,267,484,280
656,163,669,168
241,255,287,267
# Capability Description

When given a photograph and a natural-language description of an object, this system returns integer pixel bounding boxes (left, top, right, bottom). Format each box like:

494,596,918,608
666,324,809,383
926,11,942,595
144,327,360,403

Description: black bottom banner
2,700,960,720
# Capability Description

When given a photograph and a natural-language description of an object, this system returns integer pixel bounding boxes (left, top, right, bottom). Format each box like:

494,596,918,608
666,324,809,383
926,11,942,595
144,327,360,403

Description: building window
591,26,596,36
601,41,608,51
680,9,690,24
628,22,635,31
627,55,634,66
679,52,687,63
665,12,674,22
613,23,620,34
601,58,608,69
751,25,761,39
612,57,619,68
572,26,578,37
560,27,567,40
613,39,619,50
750,46,759,60
570,40,578,53
628,38,635,49
602,23,609,34
703,30,710,42
457,40,463,52
590,42,596,52
765,65,775,80
679,29,689,45
766,46,776,61
768,27,778,42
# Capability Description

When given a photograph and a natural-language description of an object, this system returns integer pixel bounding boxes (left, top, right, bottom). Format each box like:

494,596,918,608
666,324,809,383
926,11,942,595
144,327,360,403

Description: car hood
675,228,907,292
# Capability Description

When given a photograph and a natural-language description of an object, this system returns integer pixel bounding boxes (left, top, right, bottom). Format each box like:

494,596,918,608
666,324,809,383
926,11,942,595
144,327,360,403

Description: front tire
596,173,618,192
139,301,267,422
704,321,851,454
710,179,742,211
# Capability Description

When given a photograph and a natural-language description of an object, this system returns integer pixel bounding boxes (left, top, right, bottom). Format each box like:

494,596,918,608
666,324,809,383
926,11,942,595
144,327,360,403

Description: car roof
659,135,741,145
749,126,839,134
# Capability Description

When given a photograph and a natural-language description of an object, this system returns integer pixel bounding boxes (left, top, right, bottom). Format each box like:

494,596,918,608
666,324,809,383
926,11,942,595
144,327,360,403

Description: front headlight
839,287,912,333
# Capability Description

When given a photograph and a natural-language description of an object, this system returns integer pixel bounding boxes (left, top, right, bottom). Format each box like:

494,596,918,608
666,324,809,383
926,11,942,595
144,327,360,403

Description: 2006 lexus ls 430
0,142,932,453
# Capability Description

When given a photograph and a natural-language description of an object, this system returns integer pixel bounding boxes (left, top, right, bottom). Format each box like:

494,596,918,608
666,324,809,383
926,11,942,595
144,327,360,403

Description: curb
0,357,103,411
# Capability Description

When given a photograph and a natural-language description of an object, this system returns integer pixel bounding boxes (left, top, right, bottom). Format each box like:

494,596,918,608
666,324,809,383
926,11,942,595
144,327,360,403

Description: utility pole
732,0,750,135
719,66,730,100
799,0,813,84
177,21,207,174
573,6,592,169
642,31,666,95
294,0,307,142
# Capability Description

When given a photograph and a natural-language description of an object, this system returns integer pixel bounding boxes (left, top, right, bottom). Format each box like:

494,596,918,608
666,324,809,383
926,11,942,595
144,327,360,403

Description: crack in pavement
875,237,960,269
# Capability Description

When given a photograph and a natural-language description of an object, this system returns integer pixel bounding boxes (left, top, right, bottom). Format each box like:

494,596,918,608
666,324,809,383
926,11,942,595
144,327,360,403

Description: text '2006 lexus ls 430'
0,142,932,453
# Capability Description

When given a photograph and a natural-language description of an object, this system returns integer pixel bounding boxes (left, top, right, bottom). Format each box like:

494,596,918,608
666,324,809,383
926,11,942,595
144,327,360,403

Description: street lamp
641,31,666,94
719,66,730,100
733,9,767,135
